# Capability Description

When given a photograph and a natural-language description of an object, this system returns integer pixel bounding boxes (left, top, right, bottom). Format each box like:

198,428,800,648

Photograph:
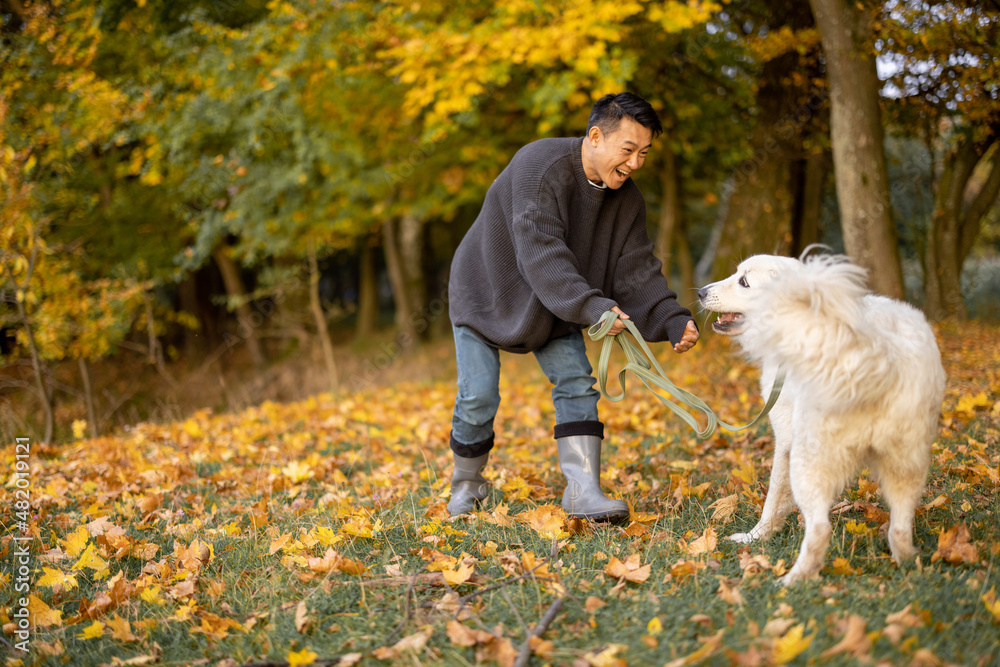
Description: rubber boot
447,452,490,516
558,435,629,523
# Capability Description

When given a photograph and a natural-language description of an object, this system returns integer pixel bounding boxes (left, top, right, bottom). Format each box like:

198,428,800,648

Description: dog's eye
739,275,749,288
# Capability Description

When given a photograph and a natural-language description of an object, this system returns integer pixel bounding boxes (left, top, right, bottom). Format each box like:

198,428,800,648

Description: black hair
586,92,662,139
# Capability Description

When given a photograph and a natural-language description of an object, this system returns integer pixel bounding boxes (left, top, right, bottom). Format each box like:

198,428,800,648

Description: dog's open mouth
712,312,744,334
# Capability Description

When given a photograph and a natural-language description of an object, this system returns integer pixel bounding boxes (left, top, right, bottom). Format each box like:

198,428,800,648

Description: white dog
698,254,945,584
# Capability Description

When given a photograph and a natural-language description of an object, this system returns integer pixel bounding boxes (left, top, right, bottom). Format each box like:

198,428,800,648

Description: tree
707,1,832,283
809,0,904,298
880,0,1000,319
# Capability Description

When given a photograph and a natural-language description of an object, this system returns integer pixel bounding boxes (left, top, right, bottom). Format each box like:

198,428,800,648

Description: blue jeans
450,324,600,455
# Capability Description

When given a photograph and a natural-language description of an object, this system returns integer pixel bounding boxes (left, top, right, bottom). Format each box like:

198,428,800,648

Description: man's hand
673,320,700,353
608,306,630,336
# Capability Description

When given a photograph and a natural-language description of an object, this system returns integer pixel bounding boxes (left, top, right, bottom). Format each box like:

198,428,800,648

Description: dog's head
697,255,801,336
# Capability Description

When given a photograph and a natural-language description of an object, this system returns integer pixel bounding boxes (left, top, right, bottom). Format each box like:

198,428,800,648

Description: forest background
1,2,1000,667
1,0,999,442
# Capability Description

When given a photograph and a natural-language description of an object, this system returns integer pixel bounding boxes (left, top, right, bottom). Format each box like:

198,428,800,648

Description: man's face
585,118,653,189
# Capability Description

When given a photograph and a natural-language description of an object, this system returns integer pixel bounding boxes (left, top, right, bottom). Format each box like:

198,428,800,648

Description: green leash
587,310,784,440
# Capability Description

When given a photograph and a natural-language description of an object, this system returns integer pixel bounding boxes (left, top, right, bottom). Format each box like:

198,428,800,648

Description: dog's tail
745,255,897,410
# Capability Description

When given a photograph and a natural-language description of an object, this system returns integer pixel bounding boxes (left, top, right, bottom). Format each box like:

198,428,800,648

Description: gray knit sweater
449,136,693,353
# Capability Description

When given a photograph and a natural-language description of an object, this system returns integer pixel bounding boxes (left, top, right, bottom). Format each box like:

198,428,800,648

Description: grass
1,323,998,666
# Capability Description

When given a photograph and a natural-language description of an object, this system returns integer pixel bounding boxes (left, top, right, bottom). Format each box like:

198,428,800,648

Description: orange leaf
931,523,980,564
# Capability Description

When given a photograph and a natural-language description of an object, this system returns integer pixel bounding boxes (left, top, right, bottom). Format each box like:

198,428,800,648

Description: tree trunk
809,0,903,298
308,243,339,389
178,275,208,364
711,50,815,280
78,357,99,438
792,151,829,255
2,243,54,443
398,214,427,337
924,133,1000,320
674,221,696,307
15,296,53,443
382,218,418,344
212,246,266,368
655,146,680,284
356,237,379,337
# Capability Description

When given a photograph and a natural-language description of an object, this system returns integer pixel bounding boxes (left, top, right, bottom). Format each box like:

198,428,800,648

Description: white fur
699,254,946,585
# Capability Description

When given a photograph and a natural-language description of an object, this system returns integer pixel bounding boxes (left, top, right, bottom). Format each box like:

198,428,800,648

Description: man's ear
588,125,602,147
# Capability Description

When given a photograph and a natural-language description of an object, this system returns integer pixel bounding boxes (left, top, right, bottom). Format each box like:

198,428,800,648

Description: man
446,92,699,523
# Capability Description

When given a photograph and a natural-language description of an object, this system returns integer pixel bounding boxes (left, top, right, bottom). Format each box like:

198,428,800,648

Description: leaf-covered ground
2,323,999,667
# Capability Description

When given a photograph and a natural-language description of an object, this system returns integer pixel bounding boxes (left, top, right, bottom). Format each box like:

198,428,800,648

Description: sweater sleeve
510,179,617,326
611,206,695,345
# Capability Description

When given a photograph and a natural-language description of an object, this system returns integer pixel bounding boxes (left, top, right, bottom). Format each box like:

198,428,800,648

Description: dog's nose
697,287,708,300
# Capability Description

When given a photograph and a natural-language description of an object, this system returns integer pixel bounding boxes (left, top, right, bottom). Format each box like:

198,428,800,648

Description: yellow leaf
441,562,474,586
585,596,606,613
955,391,990,416
36,567,78,592
772,623,815,664
583,643,628,667
282,460,313,484
517,505,571,540
140,585,165,605
28,595,63,628
647,616,662,635
287,648,318,667
685,527,718,555
77,620,105,640
72,543,110,579
106,614,139,642
62,525,90,557
269,533,292,555
828,557,862,575
72,419,88,439
982,587,1000,623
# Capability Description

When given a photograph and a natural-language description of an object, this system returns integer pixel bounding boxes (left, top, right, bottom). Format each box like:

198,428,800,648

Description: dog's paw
779,566,821,587
728,532,755,544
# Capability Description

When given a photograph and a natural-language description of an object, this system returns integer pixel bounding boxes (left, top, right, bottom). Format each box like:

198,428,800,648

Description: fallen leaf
827,557,861,576
708,494,739,524
106,614,139,642
685,526,718,555
820,614,870,659
287,647,318,667
269,533,292,555
372,625,433,660
664,629,724,666
716,577,745,606
441,562,474,586
28,595,64,628
517,505,570,540
604,554,651,583
77,620,105,640
295,600,311,633
771,623,814,664
931,523,979,564
983,587,1000,623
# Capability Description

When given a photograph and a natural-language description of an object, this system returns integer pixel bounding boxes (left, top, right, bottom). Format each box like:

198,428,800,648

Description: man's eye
739,276,749,288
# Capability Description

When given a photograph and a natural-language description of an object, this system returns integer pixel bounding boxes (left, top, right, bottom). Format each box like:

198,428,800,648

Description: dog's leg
876,463,926,566
780,443,839,585
729,431,796,544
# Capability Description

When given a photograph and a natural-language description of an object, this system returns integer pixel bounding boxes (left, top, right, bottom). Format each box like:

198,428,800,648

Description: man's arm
610,207,697,347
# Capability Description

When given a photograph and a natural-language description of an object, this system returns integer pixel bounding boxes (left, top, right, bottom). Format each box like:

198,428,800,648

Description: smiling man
446,92,699,523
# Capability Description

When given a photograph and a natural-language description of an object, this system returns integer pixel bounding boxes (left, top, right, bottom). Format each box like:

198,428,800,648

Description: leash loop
587,310,784,440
